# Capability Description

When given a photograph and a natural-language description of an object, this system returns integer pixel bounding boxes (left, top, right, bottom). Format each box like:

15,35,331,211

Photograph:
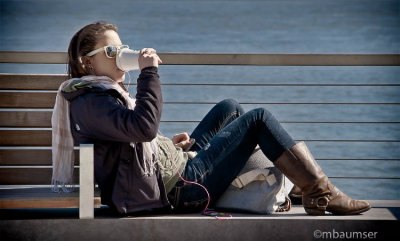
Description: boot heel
305,207,325,215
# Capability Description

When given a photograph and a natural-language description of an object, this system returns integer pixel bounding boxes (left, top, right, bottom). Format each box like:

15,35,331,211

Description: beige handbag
215,147,293,214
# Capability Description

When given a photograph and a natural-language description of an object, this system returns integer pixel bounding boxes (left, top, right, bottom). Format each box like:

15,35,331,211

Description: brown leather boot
274,141,371,215
288,185,303,205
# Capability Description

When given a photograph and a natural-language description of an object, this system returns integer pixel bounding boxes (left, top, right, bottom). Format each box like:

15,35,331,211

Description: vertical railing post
79,144,94,219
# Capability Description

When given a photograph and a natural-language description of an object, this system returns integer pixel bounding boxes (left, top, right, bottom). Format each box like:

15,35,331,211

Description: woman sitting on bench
52,21,370,215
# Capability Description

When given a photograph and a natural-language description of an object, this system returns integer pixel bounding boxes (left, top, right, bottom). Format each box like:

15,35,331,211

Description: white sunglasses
86,45,129,58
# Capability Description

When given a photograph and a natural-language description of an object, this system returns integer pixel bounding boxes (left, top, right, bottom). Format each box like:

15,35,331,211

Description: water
1,0,399,200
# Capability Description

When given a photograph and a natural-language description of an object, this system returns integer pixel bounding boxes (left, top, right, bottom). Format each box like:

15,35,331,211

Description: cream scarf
51,75,159,192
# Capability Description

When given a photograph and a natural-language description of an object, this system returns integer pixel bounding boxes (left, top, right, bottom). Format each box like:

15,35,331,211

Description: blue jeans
167,99,296,211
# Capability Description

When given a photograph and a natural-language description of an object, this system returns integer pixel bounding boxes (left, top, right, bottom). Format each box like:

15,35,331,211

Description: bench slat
0,168,79,185
0,74,67,90
0,92,56,108
0,149,79,166
0,188,101,208
0,130,51,146
0,111,52,127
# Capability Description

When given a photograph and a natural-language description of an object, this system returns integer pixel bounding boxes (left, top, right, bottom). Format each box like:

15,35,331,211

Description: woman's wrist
138,66,160,85
140,66,158,74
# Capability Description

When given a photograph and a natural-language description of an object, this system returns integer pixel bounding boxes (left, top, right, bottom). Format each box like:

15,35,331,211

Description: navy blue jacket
62,67,170,213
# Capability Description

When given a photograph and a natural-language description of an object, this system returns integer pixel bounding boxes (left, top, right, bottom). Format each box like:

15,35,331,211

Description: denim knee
249,107,274,122
217,98,244,115
218,98,240,108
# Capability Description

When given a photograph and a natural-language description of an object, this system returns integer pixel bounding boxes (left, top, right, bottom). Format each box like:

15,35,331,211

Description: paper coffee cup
116,48,140,71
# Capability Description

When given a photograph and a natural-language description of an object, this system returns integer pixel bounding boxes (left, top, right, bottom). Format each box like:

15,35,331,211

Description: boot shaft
274,141,371,215
274,141,325,194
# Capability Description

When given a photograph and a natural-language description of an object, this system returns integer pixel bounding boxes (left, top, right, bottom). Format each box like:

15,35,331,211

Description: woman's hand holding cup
139,48,162,70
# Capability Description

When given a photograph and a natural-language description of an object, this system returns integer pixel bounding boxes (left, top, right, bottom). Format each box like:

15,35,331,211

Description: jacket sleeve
71,67,163,143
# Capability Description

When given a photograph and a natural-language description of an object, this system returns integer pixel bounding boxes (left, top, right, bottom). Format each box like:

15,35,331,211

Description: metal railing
0,51,399,65
0,51,399,183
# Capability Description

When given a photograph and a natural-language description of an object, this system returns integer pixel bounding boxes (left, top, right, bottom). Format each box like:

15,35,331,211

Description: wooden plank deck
0,188,101,209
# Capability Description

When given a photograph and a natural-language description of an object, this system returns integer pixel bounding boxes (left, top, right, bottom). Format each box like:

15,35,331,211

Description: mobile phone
185,138,196,152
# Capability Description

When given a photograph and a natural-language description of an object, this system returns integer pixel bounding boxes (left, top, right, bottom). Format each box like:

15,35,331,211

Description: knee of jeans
219,98,239,108
218,98,243,114
251,107,274,121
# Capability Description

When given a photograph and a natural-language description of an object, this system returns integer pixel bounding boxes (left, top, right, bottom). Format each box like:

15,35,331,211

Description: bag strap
231,168,277,189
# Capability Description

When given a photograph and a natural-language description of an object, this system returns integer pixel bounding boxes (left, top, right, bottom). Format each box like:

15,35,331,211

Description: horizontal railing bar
2,73,400,85
0,128,398,142
0,146,397,160
0,128,50,130
329,177,400,180
160,120,400,124
0,109,53,111
2,101,399,106
0,147,78,150
283,121,400,124
1,147,397,162
0,112,397,124
294,140,400,142
1,74,399,87
2,128,399,142
134,83,400,87
0,52,399,66
316,159,400,161
0,166,396,179
163,102,400,105
0,52,67,64
0,90,56,93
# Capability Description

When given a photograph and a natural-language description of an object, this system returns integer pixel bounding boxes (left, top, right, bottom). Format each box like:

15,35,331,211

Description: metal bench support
79,144,94,219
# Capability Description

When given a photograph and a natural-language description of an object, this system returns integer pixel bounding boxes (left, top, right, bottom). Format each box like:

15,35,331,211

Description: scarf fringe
51,179,75,193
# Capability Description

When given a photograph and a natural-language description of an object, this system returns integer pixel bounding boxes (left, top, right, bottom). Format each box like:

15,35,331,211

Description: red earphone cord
127,71,231,220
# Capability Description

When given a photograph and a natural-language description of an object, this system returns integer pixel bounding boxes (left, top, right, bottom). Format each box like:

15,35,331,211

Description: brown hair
67,21,118,78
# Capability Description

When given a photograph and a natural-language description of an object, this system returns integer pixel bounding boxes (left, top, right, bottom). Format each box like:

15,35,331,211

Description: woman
52,21,370,216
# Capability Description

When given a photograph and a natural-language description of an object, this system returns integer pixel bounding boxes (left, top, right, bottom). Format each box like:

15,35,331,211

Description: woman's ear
81,56,91,67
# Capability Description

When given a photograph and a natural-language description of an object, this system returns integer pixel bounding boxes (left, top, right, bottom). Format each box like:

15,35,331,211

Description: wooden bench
0,73,101,219
0,52,399,221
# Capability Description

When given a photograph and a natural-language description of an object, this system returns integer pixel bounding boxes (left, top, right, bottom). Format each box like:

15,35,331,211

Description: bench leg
79,144,94,219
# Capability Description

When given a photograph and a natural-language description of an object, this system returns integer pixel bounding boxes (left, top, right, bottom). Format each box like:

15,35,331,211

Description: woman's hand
172,132,194,150
138,48,162,70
